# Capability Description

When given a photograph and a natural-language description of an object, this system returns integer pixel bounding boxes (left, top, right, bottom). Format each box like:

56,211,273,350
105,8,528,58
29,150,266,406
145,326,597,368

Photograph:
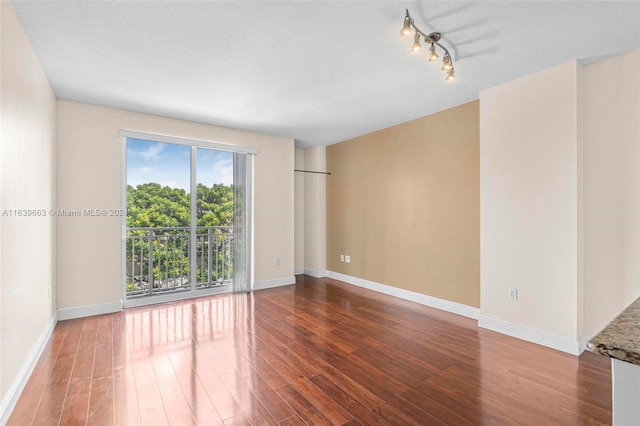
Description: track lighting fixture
400,9,456,81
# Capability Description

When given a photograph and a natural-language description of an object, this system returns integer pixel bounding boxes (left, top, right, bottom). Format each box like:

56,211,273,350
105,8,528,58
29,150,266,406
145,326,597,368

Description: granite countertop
589,297,640,366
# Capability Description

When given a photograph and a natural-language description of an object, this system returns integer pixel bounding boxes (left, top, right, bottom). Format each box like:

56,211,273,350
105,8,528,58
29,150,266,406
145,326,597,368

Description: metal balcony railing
125,226,233,298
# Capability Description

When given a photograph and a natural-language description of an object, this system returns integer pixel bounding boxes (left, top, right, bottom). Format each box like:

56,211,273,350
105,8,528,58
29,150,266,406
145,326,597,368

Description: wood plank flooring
8,275,611,425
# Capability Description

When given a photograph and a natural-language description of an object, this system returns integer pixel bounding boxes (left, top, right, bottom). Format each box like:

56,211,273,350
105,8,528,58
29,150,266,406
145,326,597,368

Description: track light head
428,44,439,62
441,53,453,71
446,67,455,81
400,14,412,37
411,32,421,53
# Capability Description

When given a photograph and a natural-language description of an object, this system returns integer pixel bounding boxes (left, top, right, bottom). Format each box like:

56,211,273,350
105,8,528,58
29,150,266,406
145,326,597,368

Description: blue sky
127,138,233,190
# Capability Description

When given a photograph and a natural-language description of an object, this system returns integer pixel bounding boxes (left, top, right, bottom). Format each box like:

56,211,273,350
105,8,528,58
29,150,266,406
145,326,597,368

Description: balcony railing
126,226,233,298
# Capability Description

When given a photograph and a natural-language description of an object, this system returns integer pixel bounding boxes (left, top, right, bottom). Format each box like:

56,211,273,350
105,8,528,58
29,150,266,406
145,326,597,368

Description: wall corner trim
577,335,592,355
303,268,327,278
478,315,582,355
254,276,296,291
0,312,58,424
326,270,479,320
57,301,123,321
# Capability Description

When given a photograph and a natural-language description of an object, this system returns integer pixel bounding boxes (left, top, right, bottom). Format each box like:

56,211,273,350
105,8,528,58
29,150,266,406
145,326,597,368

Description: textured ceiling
11,1,640,148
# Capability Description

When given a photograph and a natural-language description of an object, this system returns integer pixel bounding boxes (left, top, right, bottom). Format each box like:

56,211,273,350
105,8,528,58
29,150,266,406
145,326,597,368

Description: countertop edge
588,297,640,367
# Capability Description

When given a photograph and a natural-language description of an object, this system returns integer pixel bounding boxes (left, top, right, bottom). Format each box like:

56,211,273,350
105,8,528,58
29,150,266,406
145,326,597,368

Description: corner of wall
581,48,640,338
480,60,582,344
481,52,640,353
1,0,58,419
294,148,305,272
576,60,585,340
303,145,327,272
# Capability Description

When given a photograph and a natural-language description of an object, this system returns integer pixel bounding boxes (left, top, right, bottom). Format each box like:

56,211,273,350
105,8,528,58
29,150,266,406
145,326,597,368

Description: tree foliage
125,182,234,294
196,183,233,227
127,182,233,228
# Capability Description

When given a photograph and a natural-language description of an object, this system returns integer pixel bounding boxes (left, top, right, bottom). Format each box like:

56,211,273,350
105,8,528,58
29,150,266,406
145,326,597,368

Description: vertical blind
232,152,253,293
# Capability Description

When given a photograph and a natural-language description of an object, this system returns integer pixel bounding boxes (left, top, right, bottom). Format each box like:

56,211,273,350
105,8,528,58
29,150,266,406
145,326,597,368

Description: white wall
0,1,57,419
294,148,305,273
56,100,295,311
303,146,326,274
480,61,581,343
583,49,640,337
480,49,640,354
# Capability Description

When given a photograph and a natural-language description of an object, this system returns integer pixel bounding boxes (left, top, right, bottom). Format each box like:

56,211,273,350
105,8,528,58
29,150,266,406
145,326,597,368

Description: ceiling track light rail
401,9,455,81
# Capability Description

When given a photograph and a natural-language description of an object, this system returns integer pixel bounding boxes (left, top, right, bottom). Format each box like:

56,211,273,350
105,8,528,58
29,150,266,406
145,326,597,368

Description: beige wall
303,146,327,273
294,148,305,272
326,101,480,307
0,0,57,417
480,50,640,348
583,49,640,336
56,100,294,310
480,61,581,340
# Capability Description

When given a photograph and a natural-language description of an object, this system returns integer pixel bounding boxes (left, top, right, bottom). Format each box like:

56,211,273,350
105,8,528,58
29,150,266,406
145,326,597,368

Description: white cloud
197,155,233,185
211,157,233,185
127,143,166,160
128,166,156,175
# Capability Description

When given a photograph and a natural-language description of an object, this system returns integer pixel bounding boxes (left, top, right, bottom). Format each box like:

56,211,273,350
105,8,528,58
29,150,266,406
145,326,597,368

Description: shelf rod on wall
294,169,331,175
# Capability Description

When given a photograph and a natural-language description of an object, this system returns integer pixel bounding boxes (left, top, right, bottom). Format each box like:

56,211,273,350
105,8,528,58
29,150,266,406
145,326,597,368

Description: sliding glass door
122,133,253,307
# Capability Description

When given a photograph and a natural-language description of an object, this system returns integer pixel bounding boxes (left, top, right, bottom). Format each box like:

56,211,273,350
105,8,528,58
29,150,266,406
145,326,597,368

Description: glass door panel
125,139,191,299
195,148,234,290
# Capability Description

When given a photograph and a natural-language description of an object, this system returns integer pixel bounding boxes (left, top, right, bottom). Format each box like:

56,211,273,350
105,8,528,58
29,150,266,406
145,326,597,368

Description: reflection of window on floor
127,296,246,357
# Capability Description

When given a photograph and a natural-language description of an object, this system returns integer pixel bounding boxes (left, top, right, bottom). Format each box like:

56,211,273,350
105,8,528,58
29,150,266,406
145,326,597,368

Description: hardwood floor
8,275,611,425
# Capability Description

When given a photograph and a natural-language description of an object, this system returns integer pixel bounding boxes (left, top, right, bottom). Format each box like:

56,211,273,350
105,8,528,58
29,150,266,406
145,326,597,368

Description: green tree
196,183,233,227
126,183,191,228
126,182,234,294
126,182,234,228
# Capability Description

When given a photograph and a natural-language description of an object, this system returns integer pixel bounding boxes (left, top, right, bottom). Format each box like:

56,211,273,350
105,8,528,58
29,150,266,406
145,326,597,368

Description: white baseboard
478,315,583,355
294,268,304,275
0,312,58,424
326,270,479,320
254,275,296,291
303,268,327,278
57,301,123,320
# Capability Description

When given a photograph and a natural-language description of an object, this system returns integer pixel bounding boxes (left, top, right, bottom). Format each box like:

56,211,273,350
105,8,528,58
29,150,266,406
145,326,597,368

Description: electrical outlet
274,258,280,266
340,254,345,262
345,255,351,264
508,288,518,300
